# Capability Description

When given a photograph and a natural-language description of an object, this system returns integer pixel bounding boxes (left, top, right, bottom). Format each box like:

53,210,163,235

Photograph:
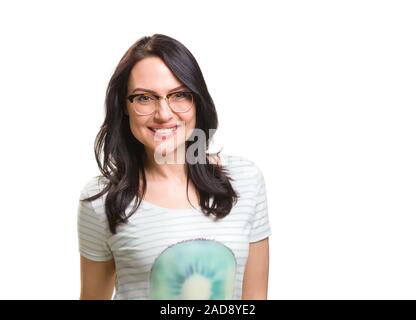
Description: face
126,56,196,161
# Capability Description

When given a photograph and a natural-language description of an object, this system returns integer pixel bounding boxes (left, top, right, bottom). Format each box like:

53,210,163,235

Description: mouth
148,125,179,138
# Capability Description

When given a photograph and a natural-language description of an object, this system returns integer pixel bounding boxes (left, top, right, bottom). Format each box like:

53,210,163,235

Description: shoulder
212,153,265,188
217,153,263,176
78,175,110,219
79,175,109,199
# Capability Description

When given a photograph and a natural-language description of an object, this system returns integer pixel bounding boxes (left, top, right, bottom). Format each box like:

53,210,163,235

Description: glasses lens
133,94,156,114
169,92,193,112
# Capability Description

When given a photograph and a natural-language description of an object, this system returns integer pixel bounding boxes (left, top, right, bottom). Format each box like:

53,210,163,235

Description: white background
0,0,415,299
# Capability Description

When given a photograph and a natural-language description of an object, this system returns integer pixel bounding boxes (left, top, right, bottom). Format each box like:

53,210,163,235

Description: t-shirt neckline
140,198,202,212
138,153,227,212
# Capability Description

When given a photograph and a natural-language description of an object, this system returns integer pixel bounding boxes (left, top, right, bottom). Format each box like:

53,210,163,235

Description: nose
153,97,173,122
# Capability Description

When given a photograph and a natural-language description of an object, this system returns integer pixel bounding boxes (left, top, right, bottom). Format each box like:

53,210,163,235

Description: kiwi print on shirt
77,154,272,300
149,238,236,299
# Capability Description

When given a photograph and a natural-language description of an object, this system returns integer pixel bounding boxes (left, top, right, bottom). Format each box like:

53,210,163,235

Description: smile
148,125,179,137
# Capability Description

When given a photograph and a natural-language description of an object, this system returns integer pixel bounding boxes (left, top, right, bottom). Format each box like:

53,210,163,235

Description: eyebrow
131,85,188,95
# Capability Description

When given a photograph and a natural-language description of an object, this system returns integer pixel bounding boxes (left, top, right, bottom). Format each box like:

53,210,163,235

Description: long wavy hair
80,34,238,234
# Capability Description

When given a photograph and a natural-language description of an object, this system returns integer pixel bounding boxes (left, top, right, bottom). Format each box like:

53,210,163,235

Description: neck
144,149,187,182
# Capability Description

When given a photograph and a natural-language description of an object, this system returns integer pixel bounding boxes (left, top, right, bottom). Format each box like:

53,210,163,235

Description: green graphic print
149,239,237,299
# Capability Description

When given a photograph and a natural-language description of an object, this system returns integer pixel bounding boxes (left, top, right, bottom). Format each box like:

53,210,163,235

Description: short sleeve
77,184,113,262
249,166,272,243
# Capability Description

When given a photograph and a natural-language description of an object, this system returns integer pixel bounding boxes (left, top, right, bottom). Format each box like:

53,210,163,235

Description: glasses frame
126,91,194,115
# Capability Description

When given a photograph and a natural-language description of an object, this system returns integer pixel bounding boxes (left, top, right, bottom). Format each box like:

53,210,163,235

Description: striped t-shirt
77,153,272,300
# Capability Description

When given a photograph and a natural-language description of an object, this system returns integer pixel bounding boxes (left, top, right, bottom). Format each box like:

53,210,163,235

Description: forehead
128,56,183,92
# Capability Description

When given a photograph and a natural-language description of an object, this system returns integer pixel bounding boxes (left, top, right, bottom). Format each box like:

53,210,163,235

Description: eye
134,94,153,103
173,92,187,98
171,92,191,101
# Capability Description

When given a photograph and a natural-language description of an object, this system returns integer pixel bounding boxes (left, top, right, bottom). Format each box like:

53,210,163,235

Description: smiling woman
77,34,272,300
126,56,197,160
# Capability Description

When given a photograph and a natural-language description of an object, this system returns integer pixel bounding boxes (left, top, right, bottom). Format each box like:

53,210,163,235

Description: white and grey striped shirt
77,153,272,300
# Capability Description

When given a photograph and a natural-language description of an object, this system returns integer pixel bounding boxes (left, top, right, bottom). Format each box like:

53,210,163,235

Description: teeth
152,126,177,134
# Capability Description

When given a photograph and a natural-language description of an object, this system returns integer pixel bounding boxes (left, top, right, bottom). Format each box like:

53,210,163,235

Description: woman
77,34,272,300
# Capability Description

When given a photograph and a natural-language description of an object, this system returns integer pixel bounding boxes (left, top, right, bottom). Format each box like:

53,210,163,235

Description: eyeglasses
126,91,194,115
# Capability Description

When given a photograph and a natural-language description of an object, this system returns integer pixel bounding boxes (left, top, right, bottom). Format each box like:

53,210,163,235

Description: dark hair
80,34,238,234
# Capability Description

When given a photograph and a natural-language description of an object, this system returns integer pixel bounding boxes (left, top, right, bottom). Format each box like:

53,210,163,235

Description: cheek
129,116,150,143
179,110,196,143
181,108,197,130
